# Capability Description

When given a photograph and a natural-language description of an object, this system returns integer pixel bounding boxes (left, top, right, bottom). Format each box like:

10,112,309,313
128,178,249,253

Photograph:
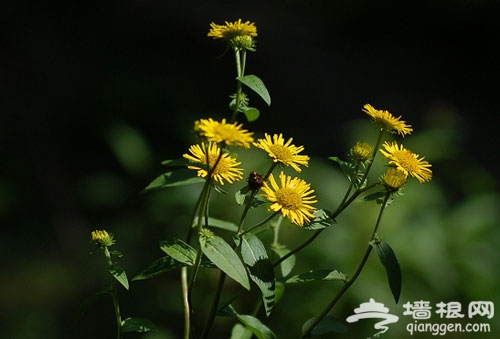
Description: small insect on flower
247,171,265,191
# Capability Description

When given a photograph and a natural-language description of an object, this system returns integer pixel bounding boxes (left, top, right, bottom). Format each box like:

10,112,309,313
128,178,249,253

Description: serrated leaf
286,269,347,284
221,305,277,339
274,281,285,305
237,75,271,106
243,107,260,122
240,233,275,316
328,156,365,188
200,234,250,290
160,239,197,265
373,241,402,303
132,256,183,281
271,246,295,278
122,317,157,333
108,264,129,290
302,315,348,336
142,169,204,193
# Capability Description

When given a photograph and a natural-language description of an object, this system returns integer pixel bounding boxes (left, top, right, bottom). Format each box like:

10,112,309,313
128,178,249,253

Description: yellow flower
208,19,257,40
194,118,254,148
91,229,115,248
362,104,413,136
253,133,310,172
383,167,408,191
380,141,432,183
350,142,373,162
183,142,243,185
261,171,317,226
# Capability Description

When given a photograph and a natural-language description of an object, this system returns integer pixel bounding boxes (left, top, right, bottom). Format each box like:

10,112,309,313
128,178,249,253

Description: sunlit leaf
240,233,275,316
108,264,129,290
304,209,336,230
200,233,250,290
286,269,347,284
142,169,204,192
237,75,271,106
160,239,197,265
302,315,348,336
122,317,157,333
243,107,260,122
372,241,402,303
221,305,277,339
231,323,253,339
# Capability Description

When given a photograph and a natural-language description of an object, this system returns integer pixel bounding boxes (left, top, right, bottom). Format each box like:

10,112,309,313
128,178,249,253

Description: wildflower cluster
87,19,434,339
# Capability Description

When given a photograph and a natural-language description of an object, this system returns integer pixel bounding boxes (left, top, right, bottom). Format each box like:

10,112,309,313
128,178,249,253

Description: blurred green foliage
2,1,499,338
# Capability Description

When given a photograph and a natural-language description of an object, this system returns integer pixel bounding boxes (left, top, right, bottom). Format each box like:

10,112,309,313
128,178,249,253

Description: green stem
231,48,245,123
239,211,280,237
301,191,391,338
104,247,122,339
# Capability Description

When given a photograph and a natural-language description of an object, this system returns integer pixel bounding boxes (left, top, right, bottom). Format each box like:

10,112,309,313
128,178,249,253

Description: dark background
1,1,499,338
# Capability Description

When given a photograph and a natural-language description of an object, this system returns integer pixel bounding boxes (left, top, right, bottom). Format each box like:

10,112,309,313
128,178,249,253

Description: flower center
269,144,293,162
393,150,419,171
275,187,302,210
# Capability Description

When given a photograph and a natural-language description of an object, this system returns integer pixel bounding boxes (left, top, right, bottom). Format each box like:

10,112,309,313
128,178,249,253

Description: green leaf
328,156,365,188
360,190,386,202
274,281,285,305
132,256,184,281
235,187,267,207
142,169,204,193
237,75,271,106
243,107,260,122
230,323,253,339
221,305,277,339
122,317,157,333
372,241,402,303
302,315,348,336
240,233,276,316
304,209,336,230
160,239,197,265
160,158,193,167
286,269,347,284
206,216,239,232
200,232,250,290
271,245,295,278
108,264,129,290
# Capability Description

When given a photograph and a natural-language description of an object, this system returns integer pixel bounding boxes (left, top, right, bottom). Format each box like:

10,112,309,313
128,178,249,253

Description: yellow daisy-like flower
261,171,317,226
350,142,373,162
253,133,310,173
194,118,254,148
380,141,432,183
362,104,413,136
183,142,243,185
91,229,115,248
207,19,257,40
383,167,408,191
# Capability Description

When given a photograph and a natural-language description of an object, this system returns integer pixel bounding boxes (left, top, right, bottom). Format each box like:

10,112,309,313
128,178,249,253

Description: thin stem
104,247,122,339
181,267,190,339
301,191,391,338
231,48,244,123
239,211,280,237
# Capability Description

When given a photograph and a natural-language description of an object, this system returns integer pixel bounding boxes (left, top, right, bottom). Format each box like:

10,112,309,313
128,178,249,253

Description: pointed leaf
271,245,295,278
132,256,184,281
221,305,277,339
200,233,250,290
373,241,402,303
160,239,197,265
240,233,276,316
108,264,129,290
122,317,157,333
160,158,193,167
142,169,204,192
286,269,347,284
243,107,260,122
237,75,271,106
302,315,348,336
